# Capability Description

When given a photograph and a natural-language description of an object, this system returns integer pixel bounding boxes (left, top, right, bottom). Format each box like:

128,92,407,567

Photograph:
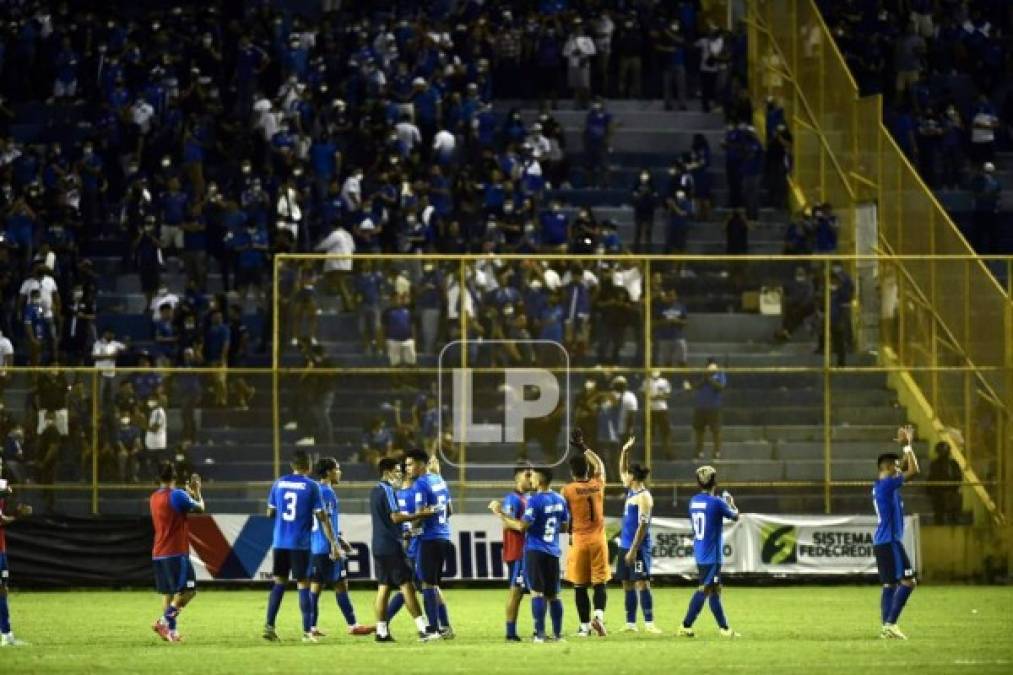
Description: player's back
619,488,652,550
150,487,194,558
873,474,905,545
310,483,339,555
688,492,734,565
268,473,322,550
562,477,605,544
416,472,452,541
524,490,569,557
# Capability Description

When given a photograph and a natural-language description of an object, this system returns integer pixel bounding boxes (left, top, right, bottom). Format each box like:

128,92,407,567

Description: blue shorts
874,542,915,584
696,562,722,587
272,548,312,581
310,554,348,584
508,558,528,591
524,550,561,596
616,547,652,581
153,555,196,595
0,552,8,587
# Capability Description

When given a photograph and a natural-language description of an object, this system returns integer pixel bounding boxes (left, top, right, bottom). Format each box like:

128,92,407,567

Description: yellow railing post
272,252,281,478
644,260,653,473
91,369,99,515
458,258,467,484
823,258,832,514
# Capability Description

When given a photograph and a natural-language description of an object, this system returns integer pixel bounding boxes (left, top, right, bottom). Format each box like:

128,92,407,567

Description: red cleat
152,619,171,641
349,624,377,636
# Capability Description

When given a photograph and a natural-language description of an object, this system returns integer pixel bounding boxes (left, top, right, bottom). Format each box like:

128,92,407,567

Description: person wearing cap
691,358,726,460
678,465,740,638
971,161,1001,254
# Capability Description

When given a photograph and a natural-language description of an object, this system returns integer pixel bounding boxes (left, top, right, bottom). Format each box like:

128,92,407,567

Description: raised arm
897,425,920,481
186,474,205,513
619,435,635,479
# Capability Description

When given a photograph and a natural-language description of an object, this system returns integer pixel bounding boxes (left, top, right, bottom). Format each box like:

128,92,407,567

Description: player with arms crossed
0,465,32,647
494,466,570,642
150,462,204,642
487,463,533,641
263,450,341,643
561,427,610,637
308,457,374,637
370,457,438,642
617,438,661,633
679,465,740,638
874,425,920,639
405,450,455,638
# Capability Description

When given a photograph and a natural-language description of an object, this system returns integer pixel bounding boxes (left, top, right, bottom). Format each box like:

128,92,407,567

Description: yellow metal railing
747,0,1012,523
4,253,1009,519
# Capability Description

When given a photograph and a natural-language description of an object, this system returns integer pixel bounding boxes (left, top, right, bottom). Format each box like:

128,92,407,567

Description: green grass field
2,586,1011,674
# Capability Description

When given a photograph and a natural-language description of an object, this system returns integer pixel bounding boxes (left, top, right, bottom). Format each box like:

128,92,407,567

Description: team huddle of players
134,426,918,645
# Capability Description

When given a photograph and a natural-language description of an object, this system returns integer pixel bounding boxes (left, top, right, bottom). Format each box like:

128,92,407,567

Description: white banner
189,513,918,582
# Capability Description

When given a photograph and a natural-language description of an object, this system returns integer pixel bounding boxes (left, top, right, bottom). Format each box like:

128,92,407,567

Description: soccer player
679,465,740,638
263,450,341,643
382,458,423,624
0,468,31,647
494,466,570,643
561,427,610,637
874,425,920,640
487,464,533,641
405,449,455,638
308,457,374,637
617,439,661,633
150,461,204,642
370,456,438,642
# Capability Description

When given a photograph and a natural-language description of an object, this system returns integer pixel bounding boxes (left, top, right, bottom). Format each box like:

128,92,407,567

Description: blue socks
549,599,563,638
887,584,914,624
298,588,312,633
624,589,637,623
310,591,321,628
708,593,728,630
532,596,547,637
422,588,440,631
163,605,180,631
0,594,9,633
506,620,518,638
336,591,356,626
682,590,707,628
438,602,450,629
386,592,405,620
639,589,654,622
880,586,896,623
266,583,285,626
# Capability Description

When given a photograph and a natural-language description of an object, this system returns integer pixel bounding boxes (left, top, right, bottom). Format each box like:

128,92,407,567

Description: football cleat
0,633,29,647
349,624,376,636
590,617,607,637
505,635,522,642
310,628,326,638
621,623,638,632
262,625,280,642
882,624,907,640
419,631,442,642
375,634,396,643
644,622,664,634
718,627,741,638
575,628,590,637
152,619,171,642
548,635,566,643
302,632,319,643
167,631,184,643
676,626,696,637
439,627,455,640
532,634,547,643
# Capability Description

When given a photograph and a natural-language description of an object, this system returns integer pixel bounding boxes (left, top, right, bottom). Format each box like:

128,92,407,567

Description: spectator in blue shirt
539,202,570,252
692,358,726,460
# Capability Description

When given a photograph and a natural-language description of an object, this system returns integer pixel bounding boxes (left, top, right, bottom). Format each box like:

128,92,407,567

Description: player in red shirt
488,464,532,641
149,461,204,642
0,468,32,648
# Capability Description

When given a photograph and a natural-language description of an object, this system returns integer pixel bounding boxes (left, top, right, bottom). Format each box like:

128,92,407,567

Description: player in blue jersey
678,465,740,638
405,449,455,639
383,459,423,624
494,466,570,643
308,457,374,638
263,450,341,643
370,457,439,642
0,465,32,647
488,463,533,641
616,438,661,634
874,425,920,640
